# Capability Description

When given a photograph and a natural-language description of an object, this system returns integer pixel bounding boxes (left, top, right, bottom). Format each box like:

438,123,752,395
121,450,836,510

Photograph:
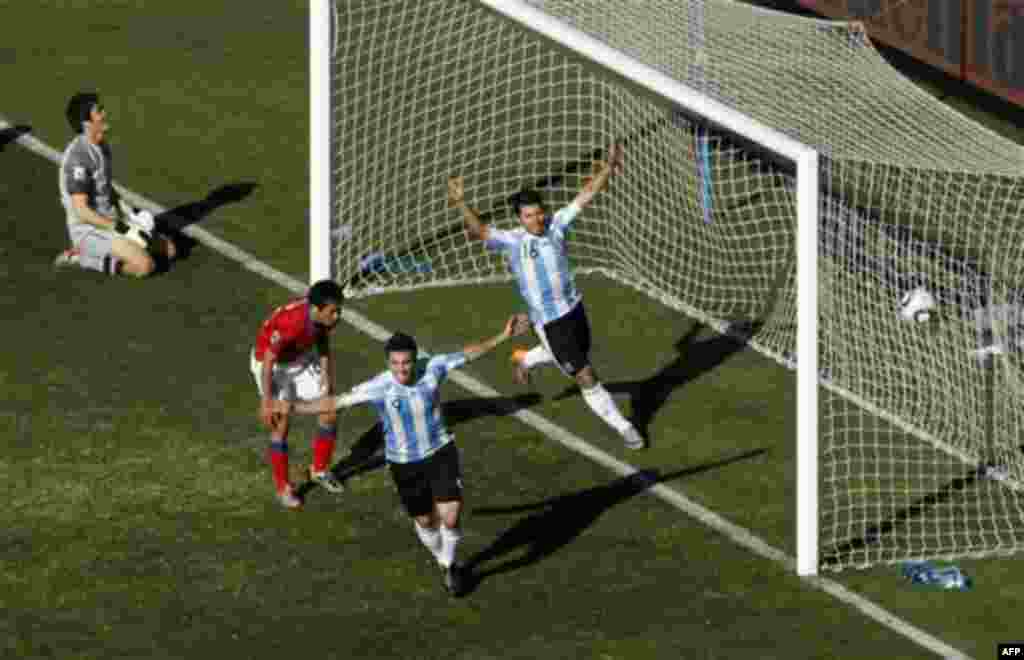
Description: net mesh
331,0,1024,569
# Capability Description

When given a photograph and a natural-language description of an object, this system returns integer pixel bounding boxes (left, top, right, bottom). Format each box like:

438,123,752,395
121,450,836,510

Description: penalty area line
0,116,972,660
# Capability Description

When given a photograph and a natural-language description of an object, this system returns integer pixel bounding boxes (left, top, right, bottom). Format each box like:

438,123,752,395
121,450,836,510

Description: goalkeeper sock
102,255,123,276
311,423,337,472
268,438,290,492
438,525,462,568
581,383,633,435
522,344,554,369
414,521,444,562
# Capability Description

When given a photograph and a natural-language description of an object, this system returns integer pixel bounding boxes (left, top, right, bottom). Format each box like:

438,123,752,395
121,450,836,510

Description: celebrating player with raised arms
280,313,530,596
55,92,178,276
448,143,645,450
252,280,347,508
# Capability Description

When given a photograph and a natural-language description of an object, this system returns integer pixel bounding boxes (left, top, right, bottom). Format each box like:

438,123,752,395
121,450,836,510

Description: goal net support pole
310,0,333,283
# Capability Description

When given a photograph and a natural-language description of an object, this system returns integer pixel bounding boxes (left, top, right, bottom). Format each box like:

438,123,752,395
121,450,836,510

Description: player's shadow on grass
555,321,761,444
0,125,31,151
463,448,766,594
149,182,259,266
301,393,544,495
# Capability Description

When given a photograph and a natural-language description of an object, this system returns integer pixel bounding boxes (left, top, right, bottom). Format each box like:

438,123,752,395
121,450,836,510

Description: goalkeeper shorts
249,349,327,402
536,302,592,376
71,228,117,274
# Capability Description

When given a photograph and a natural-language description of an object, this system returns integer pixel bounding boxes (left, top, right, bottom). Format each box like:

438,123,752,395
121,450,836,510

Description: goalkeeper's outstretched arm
448,175,490,242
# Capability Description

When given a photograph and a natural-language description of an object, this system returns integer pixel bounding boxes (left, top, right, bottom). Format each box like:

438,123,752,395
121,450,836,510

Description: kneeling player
280,314,530,596
252,280,346,508
55,92,178,277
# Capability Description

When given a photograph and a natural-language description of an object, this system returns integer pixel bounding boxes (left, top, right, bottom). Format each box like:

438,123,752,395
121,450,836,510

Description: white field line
2,117,972,660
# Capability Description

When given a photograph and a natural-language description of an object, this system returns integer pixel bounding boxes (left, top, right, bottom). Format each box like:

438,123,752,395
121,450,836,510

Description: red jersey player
250,279,345,508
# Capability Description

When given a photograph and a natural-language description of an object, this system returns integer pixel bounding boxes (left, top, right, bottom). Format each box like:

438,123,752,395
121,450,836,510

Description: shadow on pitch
555,320,761,444
298,393,544,498
0,125,31,152
462,448,766,595
149,182,259,267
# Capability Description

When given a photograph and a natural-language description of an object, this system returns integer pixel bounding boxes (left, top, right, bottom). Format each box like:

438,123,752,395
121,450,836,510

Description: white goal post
312,0,1024,575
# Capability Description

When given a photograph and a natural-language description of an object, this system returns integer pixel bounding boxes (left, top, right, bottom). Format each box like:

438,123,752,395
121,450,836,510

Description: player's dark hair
510,189,544,216
66,92,100,134
308,279,344,309
385,332,418,356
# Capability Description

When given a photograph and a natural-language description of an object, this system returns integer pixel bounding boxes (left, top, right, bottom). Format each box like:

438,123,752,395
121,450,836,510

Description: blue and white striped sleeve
484,228,516,253
337,372,390,407
426,352,467,382
549,202,582,238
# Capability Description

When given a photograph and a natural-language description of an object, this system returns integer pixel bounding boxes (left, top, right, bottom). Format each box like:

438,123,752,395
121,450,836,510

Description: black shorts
539,302,592,376
388,442,463,517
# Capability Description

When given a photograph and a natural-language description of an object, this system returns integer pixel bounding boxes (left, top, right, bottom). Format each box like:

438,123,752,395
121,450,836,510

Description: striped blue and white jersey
485,203,582,325
343,352,467,464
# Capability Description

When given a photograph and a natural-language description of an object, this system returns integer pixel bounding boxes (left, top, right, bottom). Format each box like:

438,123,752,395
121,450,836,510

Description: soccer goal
312,0,1024,574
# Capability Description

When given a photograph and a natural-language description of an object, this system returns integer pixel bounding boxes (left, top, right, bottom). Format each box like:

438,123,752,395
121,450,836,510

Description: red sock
268,440,290,491
312,424,337,473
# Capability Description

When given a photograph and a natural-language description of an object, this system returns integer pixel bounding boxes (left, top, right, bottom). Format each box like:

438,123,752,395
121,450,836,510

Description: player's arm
448,176,490,242
318,333,335,396
573,142,624,210
463,314,530,362
276,380,379,416
71,193,118,231
72,193,151,246
259,350,279,426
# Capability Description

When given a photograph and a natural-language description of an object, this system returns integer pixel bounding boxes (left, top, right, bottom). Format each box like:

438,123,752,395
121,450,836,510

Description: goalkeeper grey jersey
59,135,116,239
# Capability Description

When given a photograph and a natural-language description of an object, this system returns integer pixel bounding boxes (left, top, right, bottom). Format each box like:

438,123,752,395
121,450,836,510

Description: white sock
414,522,443,562
582,383,633,435
438,525,462,568
522,344,554,370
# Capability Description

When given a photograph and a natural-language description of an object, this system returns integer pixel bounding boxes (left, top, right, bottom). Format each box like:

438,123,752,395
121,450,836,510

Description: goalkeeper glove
114,220,152,249
117,199,156,232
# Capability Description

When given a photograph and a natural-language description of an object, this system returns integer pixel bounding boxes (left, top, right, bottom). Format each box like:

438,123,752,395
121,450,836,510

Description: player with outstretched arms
55,92,177,276
252,280,347,508
279,313,531,596
448,143,645,450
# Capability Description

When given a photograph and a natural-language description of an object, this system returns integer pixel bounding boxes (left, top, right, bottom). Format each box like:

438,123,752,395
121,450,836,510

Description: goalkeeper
54,92,177,277
448,143,645,450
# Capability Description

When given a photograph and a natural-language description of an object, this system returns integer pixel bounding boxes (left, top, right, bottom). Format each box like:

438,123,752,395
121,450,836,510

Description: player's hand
606,142,624,176
447,176,465,207
259,398,278,428
608,142,624,176
505,313,530,338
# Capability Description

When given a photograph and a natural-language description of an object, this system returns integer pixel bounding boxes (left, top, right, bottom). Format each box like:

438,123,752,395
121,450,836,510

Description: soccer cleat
276,484,303,510
621,426,646,450
309,467,346,494
510,348,530,385
53,247,81,269
442,562,466,597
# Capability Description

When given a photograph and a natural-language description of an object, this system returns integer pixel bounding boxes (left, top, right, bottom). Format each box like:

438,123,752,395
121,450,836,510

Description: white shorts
250,349,327,402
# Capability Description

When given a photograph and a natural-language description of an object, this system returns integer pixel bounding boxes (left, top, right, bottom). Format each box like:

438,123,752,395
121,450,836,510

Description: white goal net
324,0,1024,571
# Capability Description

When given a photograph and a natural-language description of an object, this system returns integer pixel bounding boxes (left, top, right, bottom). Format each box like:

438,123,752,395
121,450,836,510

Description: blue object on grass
900,560,971,591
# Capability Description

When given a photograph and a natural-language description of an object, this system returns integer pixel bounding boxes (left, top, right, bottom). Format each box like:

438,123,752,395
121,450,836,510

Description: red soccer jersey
254,298,324,363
